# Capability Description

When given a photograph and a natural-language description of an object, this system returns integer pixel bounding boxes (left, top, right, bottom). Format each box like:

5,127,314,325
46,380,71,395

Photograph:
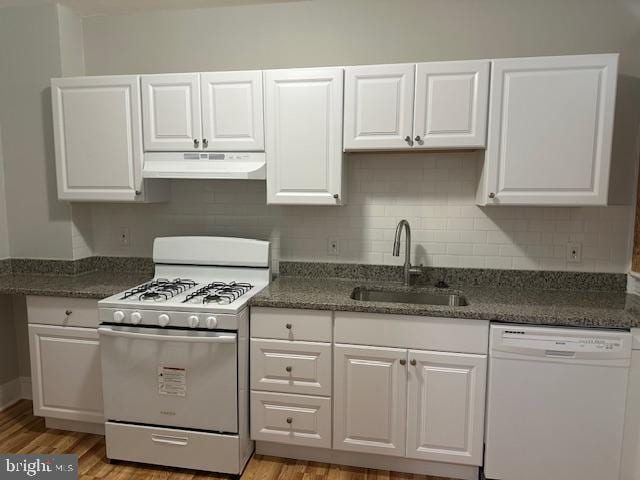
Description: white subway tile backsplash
88,152,633,273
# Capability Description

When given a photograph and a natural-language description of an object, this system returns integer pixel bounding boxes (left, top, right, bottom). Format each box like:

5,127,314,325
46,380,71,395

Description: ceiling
0,0,305,17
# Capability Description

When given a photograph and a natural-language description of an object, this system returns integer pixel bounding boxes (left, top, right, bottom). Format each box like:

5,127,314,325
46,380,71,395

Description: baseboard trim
0,378,21,411
255,442,479,480
45,418,105,435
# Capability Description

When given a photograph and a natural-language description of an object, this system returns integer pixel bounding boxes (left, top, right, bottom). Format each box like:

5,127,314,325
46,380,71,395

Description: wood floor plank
0,401,453,480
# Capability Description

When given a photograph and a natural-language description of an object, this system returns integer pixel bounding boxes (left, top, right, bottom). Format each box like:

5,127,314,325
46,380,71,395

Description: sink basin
350,287,468,306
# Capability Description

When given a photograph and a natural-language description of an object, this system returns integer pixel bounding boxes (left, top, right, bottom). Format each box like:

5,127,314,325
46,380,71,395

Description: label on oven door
158,366,186,396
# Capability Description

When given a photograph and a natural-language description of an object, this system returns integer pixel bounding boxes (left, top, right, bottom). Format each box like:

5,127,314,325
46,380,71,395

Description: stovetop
99,276,266,314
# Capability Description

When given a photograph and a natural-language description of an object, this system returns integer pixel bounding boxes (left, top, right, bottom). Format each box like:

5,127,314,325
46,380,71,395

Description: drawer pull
151,434,188,446
285,366,292,373
65,310,72,316
285,323,292,330
286,417,293,424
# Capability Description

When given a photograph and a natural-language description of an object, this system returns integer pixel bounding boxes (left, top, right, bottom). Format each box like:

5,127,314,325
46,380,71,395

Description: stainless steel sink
350,287,468,306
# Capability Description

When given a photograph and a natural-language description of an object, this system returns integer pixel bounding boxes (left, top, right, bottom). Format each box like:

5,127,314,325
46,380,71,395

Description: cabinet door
333,344,407,456
480,54,617,205
51,75,143,201
29,324,103,423
406,350,486,466
343,64,415,150
265,68,344,205
414,60,489,148
141,73,202,151
201,70,264,151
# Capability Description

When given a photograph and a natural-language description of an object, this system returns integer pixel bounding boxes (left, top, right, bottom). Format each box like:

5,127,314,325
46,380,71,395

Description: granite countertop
0,271,152,299
251,276,640,329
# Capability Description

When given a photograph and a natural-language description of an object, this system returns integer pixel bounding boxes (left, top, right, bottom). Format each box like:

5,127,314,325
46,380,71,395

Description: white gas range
98,236,270,475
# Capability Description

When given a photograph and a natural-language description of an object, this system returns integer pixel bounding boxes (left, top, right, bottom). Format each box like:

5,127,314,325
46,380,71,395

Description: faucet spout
392,219,414,286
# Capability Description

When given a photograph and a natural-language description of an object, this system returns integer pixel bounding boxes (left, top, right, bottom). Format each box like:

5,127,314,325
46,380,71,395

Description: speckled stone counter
251,276,640,329
0,271,151,299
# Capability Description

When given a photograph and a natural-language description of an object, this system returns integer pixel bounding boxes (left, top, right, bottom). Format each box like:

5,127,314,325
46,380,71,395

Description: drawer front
105,421,241,474
335,312,489,355
251,339,331,396
251,307,332,342
251,391,331,448
27,296,99,328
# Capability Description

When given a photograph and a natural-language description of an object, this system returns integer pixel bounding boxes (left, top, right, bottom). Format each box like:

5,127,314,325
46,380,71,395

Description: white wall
82,0,640,77
0,4,74,259
82,0,640,272
0,128,11,260
90,153,632,272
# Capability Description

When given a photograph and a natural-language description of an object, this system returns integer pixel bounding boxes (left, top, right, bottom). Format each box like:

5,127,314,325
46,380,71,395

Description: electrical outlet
567,242,582,263
119,227,130,247
328,238,340,256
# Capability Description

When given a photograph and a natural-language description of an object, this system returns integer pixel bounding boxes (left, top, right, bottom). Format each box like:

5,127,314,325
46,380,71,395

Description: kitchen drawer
251,339,331,396
27,296,99,328
251,391,331,448
105,421,242,474
251,307,332,342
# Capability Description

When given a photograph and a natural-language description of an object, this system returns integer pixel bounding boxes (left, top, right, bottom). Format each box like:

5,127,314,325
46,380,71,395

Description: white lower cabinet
29,324,103,423
406,350,486,465
250,307,489,472
27,296,103,425
333,344,407,456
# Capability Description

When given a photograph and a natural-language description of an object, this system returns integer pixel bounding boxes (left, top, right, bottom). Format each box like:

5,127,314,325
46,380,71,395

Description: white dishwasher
484,324,632,480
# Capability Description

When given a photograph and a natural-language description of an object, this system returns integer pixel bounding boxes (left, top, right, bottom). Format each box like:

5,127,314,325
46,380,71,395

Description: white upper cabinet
343,64,415,150
141,73,202,151
414,60,489,148
478,54,618,206
264,67,344,205
343,61,490,151
201,70,264,151
333,344,407,456
406,350,486,466
52,75,149,202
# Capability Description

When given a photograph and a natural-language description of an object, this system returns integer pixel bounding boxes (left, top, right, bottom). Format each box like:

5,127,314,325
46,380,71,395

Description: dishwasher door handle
545,350,576,358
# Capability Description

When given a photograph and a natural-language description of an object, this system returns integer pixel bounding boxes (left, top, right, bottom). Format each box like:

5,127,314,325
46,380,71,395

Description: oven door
99,326,237,433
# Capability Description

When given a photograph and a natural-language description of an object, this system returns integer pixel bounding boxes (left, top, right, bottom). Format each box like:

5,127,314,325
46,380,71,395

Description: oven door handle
98,326,236,343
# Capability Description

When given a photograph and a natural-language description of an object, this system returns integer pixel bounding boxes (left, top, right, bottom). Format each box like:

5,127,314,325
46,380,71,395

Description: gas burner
183,281,253,305
121,278,197,301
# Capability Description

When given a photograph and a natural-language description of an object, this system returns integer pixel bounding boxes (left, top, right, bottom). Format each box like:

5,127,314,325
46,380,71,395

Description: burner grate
183,281,253,305
120,278,197,301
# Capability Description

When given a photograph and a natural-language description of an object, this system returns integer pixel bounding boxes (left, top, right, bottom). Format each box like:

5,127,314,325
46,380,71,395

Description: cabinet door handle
333,193,339,199
488,192,496,199
193,139,200,148
286,417,293,424
410,359,417,366
414,136,422,142
202,138,208,148
404,136,413,146
65,310,72,316
285,366,292,373
285,323,292,330
399,359,406,366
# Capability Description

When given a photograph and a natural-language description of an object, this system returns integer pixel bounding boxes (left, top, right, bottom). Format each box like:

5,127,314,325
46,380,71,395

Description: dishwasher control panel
492,325,632,361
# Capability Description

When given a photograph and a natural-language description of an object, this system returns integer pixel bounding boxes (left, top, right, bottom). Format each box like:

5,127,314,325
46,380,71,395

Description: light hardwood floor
0,401,451,480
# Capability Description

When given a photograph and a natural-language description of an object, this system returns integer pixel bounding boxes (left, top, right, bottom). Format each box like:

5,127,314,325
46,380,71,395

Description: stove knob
113,310,125,323
130,312,142,325
188,315,200,328
158,314,171,327
206,316,218,329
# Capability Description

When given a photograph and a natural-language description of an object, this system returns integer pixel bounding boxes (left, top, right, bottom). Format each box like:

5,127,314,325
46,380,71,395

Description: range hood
143,152,266,180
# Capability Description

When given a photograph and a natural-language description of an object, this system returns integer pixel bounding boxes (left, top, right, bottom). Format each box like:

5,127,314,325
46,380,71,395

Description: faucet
393,219,422,286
